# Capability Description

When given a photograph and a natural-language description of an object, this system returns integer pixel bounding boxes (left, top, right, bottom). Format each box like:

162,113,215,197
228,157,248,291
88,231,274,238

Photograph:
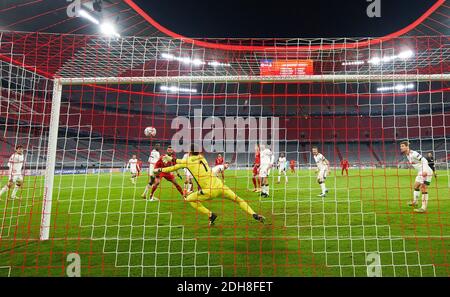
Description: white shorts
149,164,155,176
317,169,327,182
259,164,270,178
130,169,138,175
10,174,23,184
278,167,286,174
415,170,433,185
184,168,192,179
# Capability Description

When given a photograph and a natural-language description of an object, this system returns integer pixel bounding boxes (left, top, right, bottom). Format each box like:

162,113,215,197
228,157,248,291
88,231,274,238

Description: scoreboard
260,59,314,76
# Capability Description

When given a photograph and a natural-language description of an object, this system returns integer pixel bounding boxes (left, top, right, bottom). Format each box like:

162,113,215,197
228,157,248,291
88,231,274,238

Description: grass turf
0,168,448,277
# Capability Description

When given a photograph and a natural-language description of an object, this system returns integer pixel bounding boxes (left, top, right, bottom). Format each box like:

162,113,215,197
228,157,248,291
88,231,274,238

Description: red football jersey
254,151,261,165
341,160,349,168
154,153,176,169
215,156,224,166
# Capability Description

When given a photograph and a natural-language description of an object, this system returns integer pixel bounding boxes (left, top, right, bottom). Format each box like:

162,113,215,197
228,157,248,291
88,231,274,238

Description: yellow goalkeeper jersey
161,155,223,190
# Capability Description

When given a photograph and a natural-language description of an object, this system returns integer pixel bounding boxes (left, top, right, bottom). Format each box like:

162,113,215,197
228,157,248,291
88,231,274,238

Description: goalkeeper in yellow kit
155,146,265,226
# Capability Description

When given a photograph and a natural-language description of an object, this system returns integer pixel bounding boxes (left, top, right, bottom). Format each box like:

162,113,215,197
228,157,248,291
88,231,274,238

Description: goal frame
39,73,450,240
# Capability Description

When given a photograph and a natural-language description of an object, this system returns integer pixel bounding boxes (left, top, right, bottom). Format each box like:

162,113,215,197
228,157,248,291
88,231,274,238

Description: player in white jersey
0,145,25,200
126,154,139,184
182,152,194,195
259,144,273,198
277,153,288,184
400,141,433,213
212,162,229,180
148,143,160,183
141,143,160,198
268,151,275,176
312,146,329,197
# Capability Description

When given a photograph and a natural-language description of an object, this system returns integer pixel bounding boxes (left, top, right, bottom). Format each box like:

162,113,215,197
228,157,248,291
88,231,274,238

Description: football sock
174,183,183,195
151,184,158,196
0,185,8,197
413,189,420,203
421,192,428,210
11,186,19,198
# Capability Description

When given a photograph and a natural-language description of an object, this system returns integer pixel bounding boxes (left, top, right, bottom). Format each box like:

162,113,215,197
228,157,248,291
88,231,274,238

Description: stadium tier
0,1,449,278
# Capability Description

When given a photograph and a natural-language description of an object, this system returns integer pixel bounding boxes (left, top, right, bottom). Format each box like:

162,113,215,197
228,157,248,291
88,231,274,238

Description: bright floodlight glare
208,61,231,67
369,50,414,65
78,9,100,25
160,85,197,93
368,57,381,65
192,59,204,66
398,50,414,59
100,22,120,38
342,61,365,66
160,53,230,67
161,53,174,60
377,83,415,92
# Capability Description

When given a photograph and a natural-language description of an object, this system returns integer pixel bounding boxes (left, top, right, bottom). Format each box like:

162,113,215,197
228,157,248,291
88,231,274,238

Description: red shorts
158,173,175,181
290,165,295,170
252,164,260,176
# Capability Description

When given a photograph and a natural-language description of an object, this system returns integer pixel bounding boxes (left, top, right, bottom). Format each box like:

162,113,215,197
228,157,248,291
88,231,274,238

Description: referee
426,152,437,178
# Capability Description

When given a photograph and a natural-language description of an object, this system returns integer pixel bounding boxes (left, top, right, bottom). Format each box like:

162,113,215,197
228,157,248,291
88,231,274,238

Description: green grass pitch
0,168,448,277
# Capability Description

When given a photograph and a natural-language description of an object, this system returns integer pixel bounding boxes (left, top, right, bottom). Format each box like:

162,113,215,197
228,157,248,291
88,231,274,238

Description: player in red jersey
214,153,225,180
290,160,296,173
215,153,224,166
341,159,349,176
142,146,183,201
252,144,261,192
137,159,143,177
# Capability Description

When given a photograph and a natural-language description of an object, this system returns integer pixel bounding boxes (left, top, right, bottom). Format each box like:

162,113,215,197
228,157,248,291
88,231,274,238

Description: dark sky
132,0,437,38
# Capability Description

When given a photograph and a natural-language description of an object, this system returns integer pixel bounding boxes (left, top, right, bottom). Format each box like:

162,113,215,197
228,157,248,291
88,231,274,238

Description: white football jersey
128,158,138,171
278,157,287,169
212,164,225,175
406,150,432,173
8,153,24,176
148,149,160,164
313,153,328,171
260,148,272,165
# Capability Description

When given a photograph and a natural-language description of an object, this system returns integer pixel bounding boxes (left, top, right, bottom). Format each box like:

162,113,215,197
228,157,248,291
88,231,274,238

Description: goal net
0,31,449,277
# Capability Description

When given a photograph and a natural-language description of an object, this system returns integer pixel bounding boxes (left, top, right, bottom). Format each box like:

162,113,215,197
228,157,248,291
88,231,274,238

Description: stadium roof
1,1,448,45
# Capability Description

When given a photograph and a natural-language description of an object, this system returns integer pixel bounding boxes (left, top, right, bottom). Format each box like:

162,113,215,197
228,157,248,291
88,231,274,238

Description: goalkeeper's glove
162,155,172,164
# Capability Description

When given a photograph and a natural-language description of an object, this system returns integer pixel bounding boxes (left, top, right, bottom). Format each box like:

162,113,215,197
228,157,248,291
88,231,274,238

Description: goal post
40,80,62,240
59,74,449,85
38,72,450,241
